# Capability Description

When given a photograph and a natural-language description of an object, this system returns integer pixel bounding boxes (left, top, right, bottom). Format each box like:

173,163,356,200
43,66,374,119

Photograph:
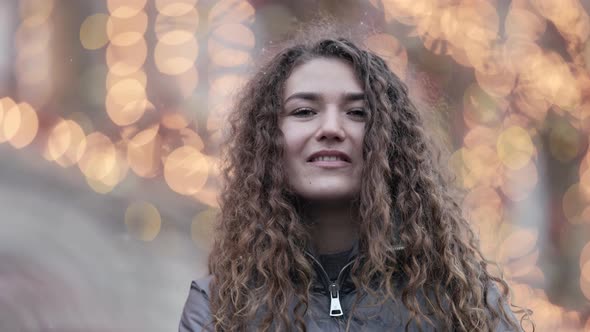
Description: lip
307,150,351,163
308,159,350,169
306,150,351,169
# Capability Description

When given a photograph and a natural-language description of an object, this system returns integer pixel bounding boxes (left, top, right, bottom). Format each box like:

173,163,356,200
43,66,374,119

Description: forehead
283,57,363,98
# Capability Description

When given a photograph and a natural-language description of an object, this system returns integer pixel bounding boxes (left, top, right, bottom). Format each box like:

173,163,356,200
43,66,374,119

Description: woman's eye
292,108,315,117
348,108,367,119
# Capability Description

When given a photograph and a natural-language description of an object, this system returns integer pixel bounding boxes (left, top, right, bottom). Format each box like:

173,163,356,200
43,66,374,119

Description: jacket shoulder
179,275,214,332
486,282,522,331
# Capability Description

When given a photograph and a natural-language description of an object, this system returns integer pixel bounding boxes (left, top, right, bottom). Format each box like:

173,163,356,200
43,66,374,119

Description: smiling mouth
307,158,350,168
309,156,349,162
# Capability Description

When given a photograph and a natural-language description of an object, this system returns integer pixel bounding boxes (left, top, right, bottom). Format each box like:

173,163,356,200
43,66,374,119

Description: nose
315,107,345,142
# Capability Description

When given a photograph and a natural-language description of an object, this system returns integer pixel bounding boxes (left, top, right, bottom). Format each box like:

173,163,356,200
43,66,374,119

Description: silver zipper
304,245,405,318
304,251,355,317
329,282,343,316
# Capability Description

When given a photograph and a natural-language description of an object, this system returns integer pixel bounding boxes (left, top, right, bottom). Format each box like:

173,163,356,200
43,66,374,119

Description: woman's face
279,57,366,202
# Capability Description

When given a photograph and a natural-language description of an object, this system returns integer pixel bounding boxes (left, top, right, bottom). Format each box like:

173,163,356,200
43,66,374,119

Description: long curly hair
207,33,525,331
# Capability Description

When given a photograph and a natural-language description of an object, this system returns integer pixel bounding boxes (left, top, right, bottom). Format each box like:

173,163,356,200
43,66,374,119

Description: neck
302,199,360,255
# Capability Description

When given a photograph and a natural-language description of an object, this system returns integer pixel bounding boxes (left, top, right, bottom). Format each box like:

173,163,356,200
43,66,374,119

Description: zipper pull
329,282,343,317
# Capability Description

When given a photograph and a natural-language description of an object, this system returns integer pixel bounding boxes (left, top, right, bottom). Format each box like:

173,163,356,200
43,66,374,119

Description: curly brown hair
207,32,526,331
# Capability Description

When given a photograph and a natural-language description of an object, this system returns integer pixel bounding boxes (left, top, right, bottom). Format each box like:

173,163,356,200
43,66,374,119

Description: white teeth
311,156,344,162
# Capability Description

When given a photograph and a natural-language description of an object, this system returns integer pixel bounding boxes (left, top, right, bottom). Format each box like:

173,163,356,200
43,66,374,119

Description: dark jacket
179,246,519,331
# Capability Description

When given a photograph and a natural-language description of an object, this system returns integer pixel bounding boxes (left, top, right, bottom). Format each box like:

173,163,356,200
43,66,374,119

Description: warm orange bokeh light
107,0,147,19
193,183,220,208
127,124,162,178
107,76,146,99
463,83,505,128
174,65,199,98
461,145,501,187
497,126,535,170
46,119,72,161
154,37,198,75
19,0,54,26
473,46,516,98
191,208,218,250
549,120,581,163
106,70,147,91
105,78,149,126
377,0,433,26
463,125,498,148
49,120,87,167
78,132,117,181
208,24,255,68
462,186,504,227
155,8,199,45
164,145,209,196
208,0,255,26
505,7,546,41
454,1,499,69
87,147,128,193
106,98,151,127
106,39,148,76
563,184,588,224
364,33,408,79
124,201,161,241
580,242,590,269
161,111,190,130
4,102,38,149
498,227,538,263
500,161,539,202
155,0,198,16
80,13,109,50
179,128,204,151
581,274,590,301
209,74,246,100
106,12,147,47
0,97,18,143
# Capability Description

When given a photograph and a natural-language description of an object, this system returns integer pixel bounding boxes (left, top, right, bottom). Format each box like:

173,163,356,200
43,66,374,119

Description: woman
179,34,525,331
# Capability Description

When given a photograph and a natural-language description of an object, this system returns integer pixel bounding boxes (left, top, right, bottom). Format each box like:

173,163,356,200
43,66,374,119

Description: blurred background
0,0,589,330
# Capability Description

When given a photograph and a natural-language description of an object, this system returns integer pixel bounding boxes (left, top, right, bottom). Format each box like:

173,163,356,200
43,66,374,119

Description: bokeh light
19,0,54,26
6,102,38,149
106,39,148,76
106,12,148,47
15,0,54,108
124,201,161,241
164,145,209,196
563,184,588,224
208,0,255,26
364,33,407,79
155,7,199,45
155,0,198,16
0,97,18,143
191,208,218,251
154,37,198,75
500,161,538,202
87,147,128,194
105,78,150,126
208,24,255,68
2,1,590,330
179,128,204,151
78,132,116,181
497,126,535,170
107,0,147,19
46,119,85,164
127,124,162,178
80,14,109,50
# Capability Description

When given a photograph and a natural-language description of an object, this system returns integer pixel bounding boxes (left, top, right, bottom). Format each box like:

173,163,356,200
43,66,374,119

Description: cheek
281,131,305,160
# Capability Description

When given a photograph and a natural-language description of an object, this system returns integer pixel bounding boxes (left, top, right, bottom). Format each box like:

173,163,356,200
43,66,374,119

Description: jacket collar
304,240,405,295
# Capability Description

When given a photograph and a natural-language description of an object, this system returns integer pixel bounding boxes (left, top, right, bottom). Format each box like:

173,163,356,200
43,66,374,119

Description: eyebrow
284,92,365,104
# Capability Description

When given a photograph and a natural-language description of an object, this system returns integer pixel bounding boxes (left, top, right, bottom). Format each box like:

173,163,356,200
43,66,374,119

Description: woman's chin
296,189,358,203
